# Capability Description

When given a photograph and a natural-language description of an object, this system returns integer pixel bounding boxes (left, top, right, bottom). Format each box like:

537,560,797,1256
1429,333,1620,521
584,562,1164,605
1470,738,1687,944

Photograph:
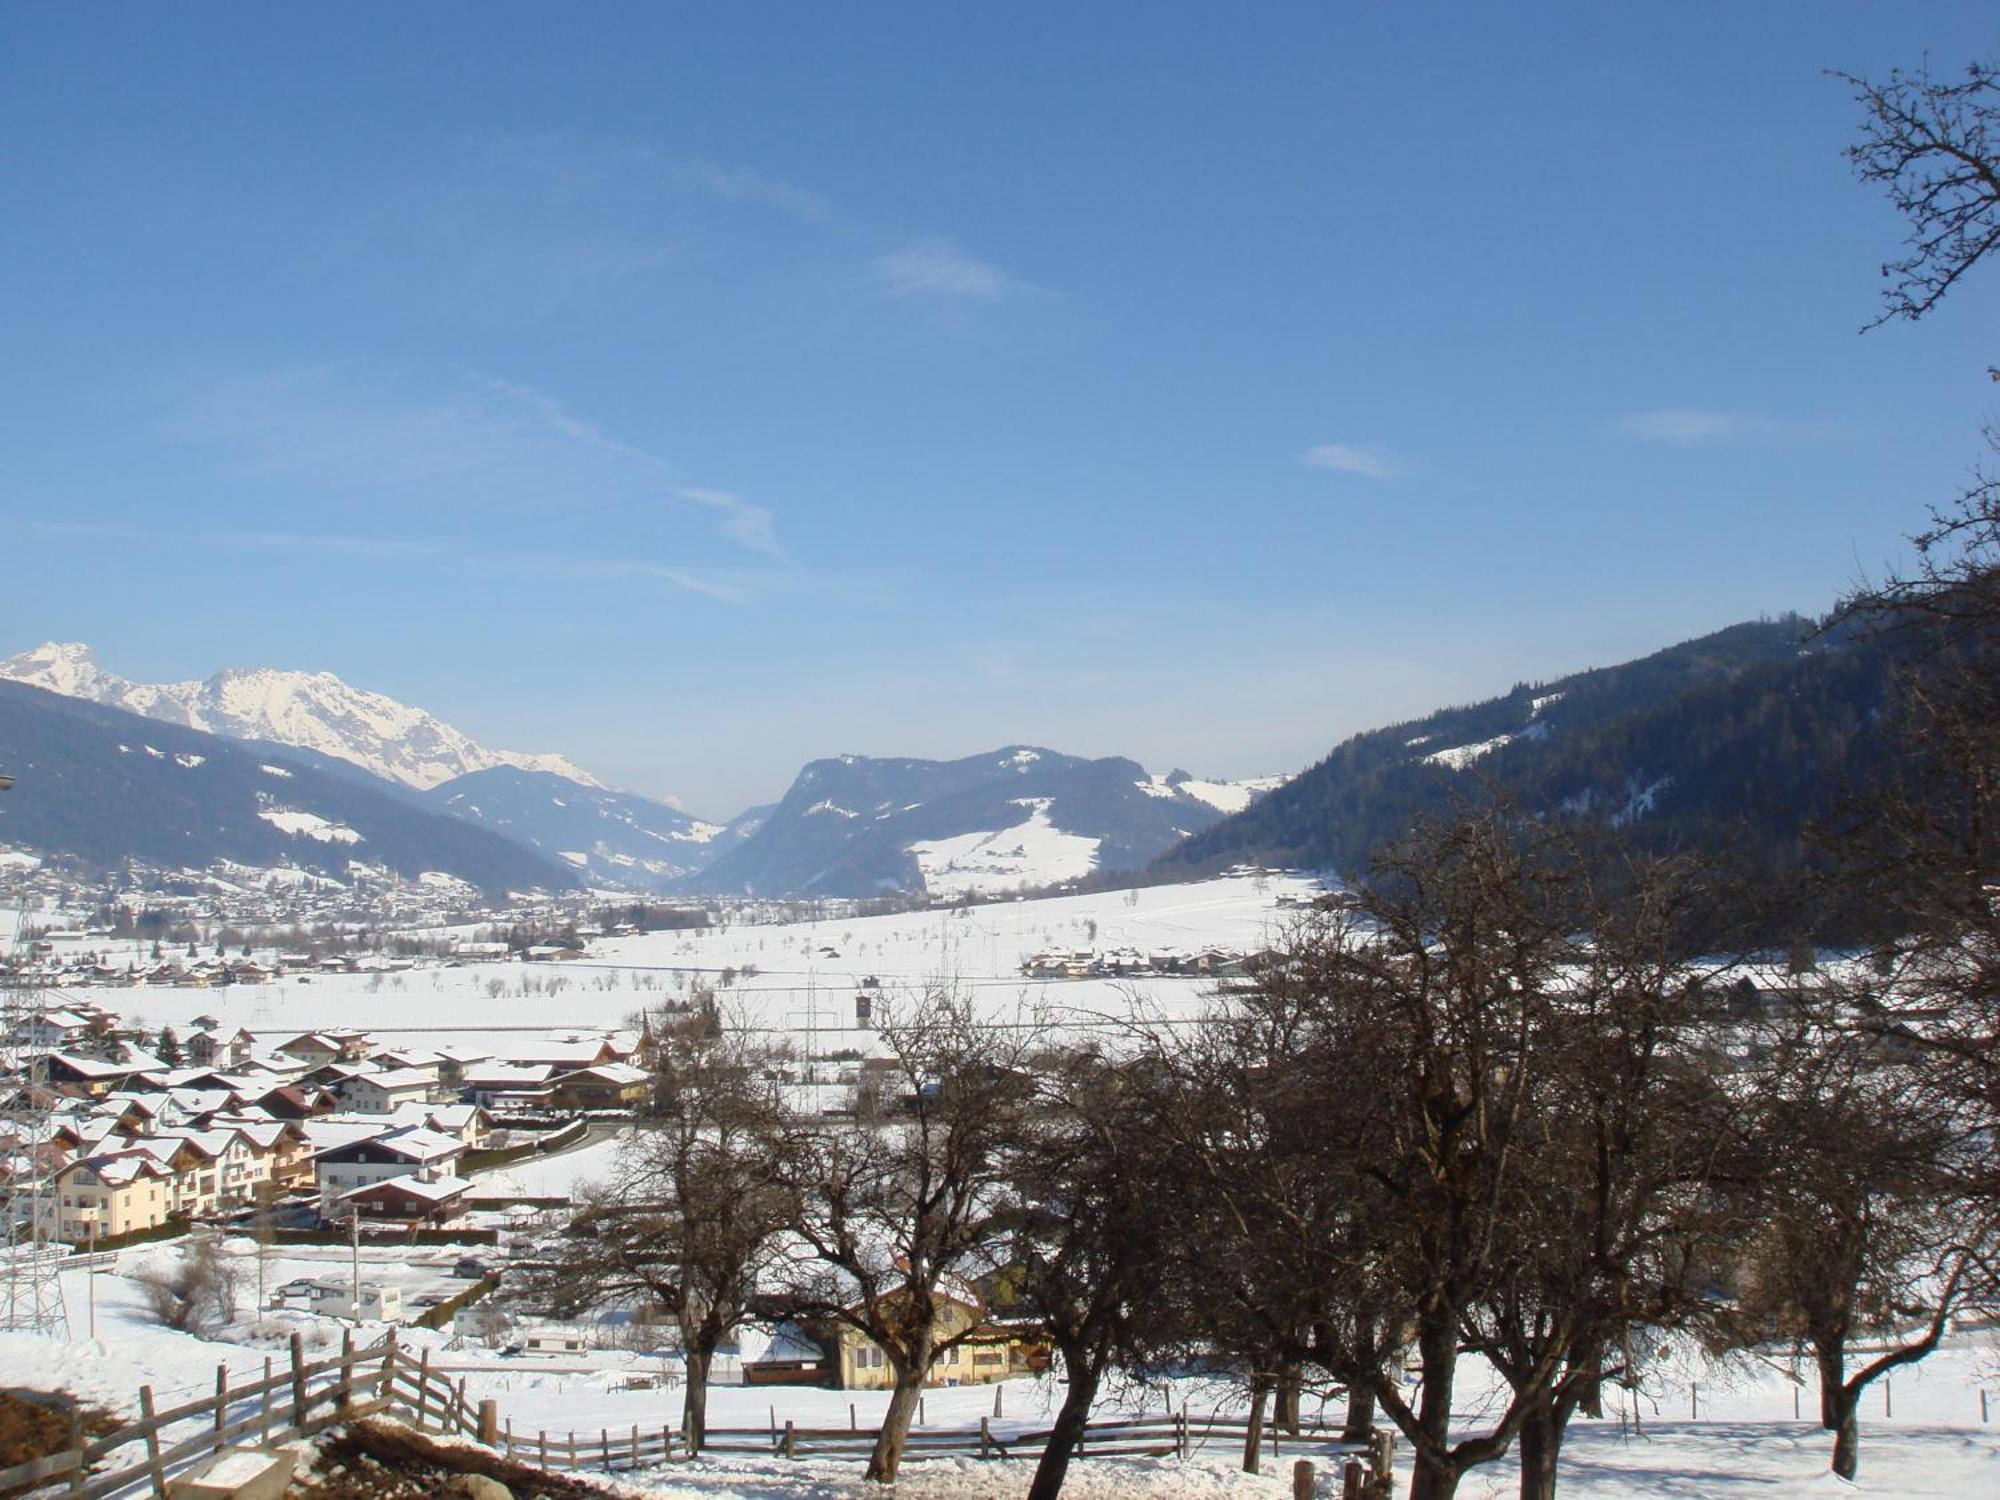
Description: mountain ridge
0,642,600,792
0,678,579,895
688,745,1283,898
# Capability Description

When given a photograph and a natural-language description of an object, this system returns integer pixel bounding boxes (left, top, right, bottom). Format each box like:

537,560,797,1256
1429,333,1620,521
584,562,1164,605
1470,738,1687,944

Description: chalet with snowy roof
546,1061,650,1111
42,1052,155,1097
381,1100,490,1147
14,1008,99,1050
431,1048,492,1089
185,1026,256,1069
254,1083,338,1120
500,1034,635,1071
336,1068,439,1115
50,1149,174,1242
338,1172,473,1228
276,1031,373,1067
826,1283,1044,1391
461,1063,557,1110
211,1117,315,1191
312,1126,465,1211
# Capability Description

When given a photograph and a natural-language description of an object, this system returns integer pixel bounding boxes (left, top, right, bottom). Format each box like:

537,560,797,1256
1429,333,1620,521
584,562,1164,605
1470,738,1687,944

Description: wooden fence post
1342,1459,1367,1500
1369,1428,1395,1500
850,1402,856,1430
630,1424,640,1469
65,1407,84,1500
479,1399,499,1445
538,1431,547,1468
600,1428,610,1468
783,1419,796,1458
980,1416,992,1458
380,1332,398,1407
213,1365,228,1453
1293,1459,1315,1500
289,1333,308,1431
1176,1409,1188,1459
137,1386,166,1498
416,1348,433,1428
336,1329,355,1414
261,1355,274,1443
994,1383,1004,1418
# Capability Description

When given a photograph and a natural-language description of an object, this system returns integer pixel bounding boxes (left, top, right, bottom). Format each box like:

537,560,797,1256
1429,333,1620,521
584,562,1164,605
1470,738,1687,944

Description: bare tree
1733,984,1990,1480
529,1013,790,1451
774,986,1039,1483
1178,812,1749,1500
138,1233,239,1334
1007,1047,1185,1500
1840,59,2000,328
1462,851,1747,1500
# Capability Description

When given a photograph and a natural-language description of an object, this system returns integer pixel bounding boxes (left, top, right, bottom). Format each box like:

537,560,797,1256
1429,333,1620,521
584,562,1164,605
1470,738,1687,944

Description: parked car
453,1257,495,1279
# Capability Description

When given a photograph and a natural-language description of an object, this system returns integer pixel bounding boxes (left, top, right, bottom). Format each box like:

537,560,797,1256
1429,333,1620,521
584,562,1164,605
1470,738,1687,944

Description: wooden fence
0,1332,1390,1498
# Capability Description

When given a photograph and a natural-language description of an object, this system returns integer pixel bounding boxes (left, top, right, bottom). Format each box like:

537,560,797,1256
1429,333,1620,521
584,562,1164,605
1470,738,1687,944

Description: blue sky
2,4,1995,817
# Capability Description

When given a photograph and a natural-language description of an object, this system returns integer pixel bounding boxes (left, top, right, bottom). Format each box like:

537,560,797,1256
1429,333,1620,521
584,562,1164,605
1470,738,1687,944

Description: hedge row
415,1274,500,1330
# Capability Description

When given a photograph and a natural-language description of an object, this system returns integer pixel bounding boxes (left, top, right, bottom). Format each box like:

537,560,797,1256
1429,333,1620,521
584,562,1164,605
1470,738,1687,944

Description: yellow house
834,1288,1027,1390
53,1150,174,1241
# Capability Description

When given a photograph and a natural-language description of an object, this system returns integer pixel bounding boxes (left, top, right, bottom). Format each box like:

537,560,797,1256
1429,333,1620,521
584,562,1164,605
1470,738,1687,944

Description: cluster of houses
7,1012,651,1246
1019,945,1254,980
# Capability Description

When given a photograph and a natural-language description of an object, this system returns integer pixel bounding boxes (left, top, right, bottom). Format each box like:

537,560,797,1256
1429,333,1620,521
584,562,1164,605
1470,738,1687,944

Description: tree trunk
1406,1311,1462,1500
1276,1360,1302,1435
867,1368,926,1483
1816,1343,1844,1430
681,1345,711,1453
1243,1375,1271,1474
1814,1342,1861,1480
1025,1353,1100,1500
1516,1394,1564,1500
1830,1398,1860,1483
1341,1380,1377,1443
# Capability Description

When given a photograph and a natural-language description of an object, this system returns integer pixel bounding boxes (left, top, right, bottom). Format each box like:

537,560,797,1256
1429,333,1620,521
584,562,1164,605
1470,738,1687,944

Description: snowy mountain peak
0,641,600,792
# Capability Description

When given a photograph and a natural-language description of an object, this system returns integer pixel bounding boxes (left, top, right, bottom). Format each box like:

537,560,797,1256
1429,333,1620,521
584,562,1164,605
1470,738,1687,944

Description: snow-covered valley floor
6,1254,1994,1498
16,876,2000,1494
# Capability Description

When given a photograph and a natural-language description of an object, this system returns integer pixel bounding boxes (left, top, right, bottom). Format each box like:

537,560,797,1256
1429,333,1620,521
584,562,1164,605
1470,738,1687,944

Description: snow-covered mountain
423,768,763,892
0,642,597,792
687,746,1284,899
0,679,576,894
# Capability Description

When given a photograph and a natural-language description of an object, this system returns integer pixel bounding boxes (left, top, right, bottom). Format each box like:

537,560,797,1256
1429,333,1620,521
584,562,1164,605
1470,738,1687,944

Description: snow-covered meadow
60,872,1322,1048
7,1248,1995,1498
16,874,2000,1494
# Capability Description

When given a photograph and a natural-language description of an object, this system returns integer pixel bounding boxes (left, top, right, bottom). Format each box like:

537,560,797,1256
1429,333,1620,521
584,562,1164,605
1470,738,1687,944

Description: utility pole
0,768,68,1336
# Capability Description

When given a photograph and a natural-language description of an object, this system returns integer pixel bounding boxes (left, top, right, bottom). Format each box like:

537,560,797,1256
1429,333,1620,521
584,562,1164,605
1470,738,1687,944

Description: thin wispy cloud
164,361,786,559
664,158,834,225
1614,408,1818,446
875,239,1019,302
1301,443,1399,480
2,511,773,605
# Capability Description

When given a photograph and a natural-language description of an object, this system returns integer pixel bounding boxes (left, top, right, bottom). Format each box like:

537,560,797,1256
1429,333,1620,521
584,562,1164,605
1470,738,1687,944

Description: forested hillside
1160,615,1901,928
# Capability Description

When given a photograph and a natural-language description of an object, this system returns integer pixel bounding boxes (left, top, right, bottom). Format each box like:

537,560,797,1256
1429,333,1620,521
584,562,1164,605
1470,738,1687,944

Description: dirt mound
291,1419,625,1499
0,1389,120,1498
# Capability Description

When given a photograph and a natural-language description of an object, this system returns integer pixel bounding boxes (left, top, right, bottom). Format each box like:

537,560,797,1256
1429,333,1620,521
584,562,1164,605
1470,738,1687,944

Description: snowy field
6,1251,1996,1497
48,873,1322,1048
16,876,2000,1493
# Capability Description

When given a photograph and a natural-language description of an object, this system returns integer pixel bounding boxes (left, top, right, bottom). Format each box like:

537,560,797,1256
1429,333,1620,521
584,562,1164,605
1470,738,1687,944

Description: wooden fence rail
0,1333,1390,1497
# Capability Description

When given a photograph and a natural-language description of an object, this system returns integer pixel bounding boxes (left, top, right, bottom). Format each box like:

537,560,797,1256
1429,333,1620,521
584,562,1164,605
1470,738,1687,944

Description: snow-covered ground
54,872,1321,1046
8,1249,1995,1497
470,1128,629,1200
18,875,2000,1493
